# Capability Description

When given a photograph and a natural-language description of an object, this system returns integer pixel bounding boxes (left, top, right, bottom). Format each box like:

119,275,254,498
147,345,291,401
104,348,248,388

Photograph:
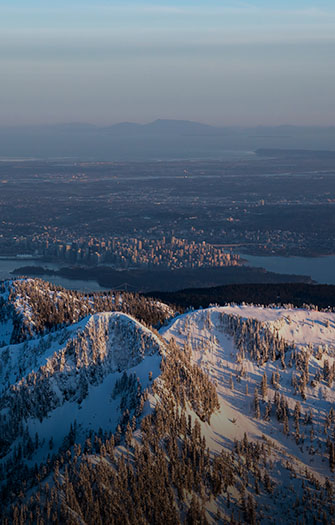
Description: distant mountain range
3,118,335,135
0,119,335,160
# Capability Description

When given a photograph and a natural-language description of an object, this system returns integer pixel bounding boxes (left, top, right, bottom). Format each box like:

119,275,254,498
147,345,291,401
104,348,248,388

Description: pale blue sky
1,1,335,125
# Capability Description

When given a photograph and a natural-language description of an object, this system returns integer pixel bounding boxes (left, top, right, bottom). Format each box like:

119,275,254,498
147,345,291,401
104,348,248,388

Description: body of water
0,254,334,291
241,254,335,285
0,259,108,292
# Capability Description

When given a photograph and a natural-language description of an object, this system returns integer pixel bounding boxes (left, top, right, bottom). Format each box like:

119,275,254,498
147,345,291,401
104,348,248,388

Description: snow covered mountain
0,309,164,479
1,279,335,523
0,278,174,346
162,305,335,522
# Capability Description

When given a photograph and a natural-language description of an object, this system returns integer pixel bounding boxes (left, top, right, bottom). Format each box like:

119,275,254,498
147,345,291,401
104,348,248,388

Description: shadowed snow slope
0,312,164,467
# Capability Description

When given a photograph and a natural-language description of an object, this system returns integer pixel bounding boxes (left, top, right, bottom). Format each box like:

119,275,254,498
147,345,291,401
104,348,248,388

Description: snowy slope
2,286,335,523
220,304,335,349
0,311,164,469
0,278,176,348
161,306,335,488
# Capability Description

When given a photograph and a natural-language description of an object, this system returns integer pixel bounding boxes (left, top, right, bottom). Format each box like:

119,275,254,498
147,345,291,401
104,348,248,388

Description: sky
1,0,335,126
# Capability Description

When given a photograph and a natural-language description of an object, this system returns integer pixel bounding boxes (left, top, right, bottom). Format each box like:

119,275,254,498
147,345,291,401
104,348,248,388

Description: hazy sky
1,0,335,126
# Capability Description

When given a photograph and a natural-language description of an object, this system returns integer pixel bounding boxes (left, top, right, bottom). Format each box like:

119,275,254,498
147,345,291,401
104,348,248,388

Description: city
3,234,240,270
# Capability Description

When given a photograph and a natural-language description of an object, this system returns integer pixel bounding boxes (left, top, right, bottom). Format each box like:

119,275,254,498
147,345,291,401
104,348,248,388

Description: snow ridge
0,311,164,465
